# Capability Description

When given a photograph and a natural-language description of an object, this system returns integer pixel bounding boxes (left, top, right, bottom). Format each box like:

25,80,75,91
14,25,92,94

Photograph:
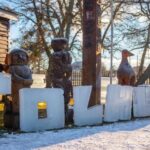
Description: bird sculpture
117,50,135,86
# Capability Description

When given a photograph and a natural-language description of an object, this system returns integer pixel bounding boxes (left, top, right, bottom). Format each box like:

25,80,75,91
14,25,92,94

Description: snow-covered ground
1,118,150,150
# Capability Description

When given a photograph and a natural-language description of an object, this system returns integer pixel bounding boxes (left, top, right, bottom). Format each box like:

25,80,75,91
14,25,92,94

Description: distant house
72,61,82,71
0,8,17,64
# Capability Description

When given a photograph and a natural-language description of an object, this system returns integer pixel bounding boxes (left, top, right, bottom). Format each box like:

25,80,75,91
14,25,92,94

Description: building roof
0,8,18,20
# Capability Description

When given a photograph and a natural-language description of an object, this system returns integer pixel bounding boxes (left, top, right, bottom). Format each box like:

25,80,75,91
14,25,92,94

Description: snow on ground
0,119,150,150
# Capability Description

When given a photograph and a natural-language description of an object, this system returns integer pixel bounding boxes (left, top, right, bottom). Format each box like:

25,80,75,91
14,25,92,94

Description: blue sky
1,0,150,69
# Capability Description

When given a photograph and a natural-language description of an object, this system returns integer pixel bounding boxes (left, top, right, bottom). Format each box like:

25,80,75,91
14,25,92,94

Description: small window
37,102,47,119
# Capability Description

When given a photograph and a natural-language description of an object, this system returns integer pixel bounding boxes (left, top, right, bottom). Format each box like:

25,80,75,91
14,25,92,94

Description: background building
0,8,17,64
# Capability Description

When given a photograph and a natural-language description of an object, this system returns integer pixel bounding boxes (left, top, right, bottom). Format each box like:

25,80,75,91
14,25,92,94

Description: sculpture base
4,112,19,129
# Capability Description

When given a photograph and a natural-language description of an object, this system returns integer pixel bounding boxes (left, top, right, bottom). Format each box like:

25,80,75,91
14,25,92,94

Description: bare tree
3,0,82,86
4,0,150,82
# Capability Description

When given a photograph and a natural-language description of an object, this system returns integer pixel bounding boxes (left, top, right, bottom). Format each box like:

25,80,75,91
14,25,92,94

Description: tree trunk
138,24,150,78
65,0,74,40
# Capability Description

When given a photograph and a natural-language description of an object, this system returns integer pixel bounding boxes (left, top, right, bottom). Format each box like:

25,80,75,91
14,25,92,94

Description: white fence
0,73,150,132
20,88,65,132
104,85,133,122
73,86,103,126
133,85,150,117
0,73,11,95
18,84,150,131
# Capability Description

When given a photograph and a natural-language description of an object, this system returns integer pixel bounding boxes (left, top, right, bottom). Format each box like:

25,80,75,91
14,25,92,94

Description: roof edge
0,8,18,20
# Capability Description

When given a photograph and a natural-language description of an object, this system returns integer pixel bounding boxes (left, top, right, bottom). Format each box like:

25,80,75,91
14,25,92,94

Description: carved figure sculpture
1,49,33,129
51,38,73,124
117,50,135,86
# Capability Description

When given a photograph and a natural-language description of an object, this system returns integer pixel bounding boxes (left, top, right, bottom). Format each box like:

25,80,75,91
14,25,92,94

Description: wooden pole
82,0,101,107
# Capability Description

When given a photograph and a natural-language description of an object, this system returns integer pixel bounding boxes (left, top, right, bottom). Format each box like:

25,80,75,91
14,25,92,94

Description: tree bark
138,24,150,78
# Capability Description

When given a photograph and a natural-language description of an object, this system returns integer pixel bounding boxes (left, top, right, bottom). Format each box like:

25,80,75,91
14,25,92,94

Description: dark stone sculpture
1,49,33,129
117,50,135,86
51,38,73,124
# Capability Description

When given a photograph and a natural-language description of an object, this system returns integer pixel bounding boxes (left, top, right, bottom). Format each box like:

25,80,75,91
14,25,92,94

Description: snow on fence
19,88,65,132
133,85,150,118
0,73,11,95
104,85,133,122
73,86,103,126
18,85,150,131
0,75,147,131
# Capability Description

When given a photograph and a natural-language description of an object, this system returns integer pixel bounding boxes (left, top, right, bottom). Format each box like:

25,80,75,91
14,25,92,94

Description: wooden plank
0,33,8,38
0,47,7,50
0,21,8,26
0,29,8,33
0,34,8,37
0,53,6,57
0,19,9,25
0,61,4,64
0,49,7,54
0,51,6,55
0,27,8,32
0,10,18,21
0,36,8,41
0,18,8,63
0,40,8,45
0,31,8,36
0,57,5,62
0,52,7,55
0,24,8,30
0,45,7,64
0,45,8,49
0,48,7,52
0,54,6,58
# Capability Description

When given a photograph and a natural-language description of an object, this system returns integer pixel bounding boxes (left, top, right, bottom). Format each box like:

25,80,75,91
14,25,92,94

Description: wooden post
82,0,101,107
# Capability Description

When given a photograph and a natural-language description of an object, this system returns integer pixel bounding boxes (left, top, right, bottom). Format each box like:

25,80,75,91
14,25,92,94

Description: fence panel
71,70,82,86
